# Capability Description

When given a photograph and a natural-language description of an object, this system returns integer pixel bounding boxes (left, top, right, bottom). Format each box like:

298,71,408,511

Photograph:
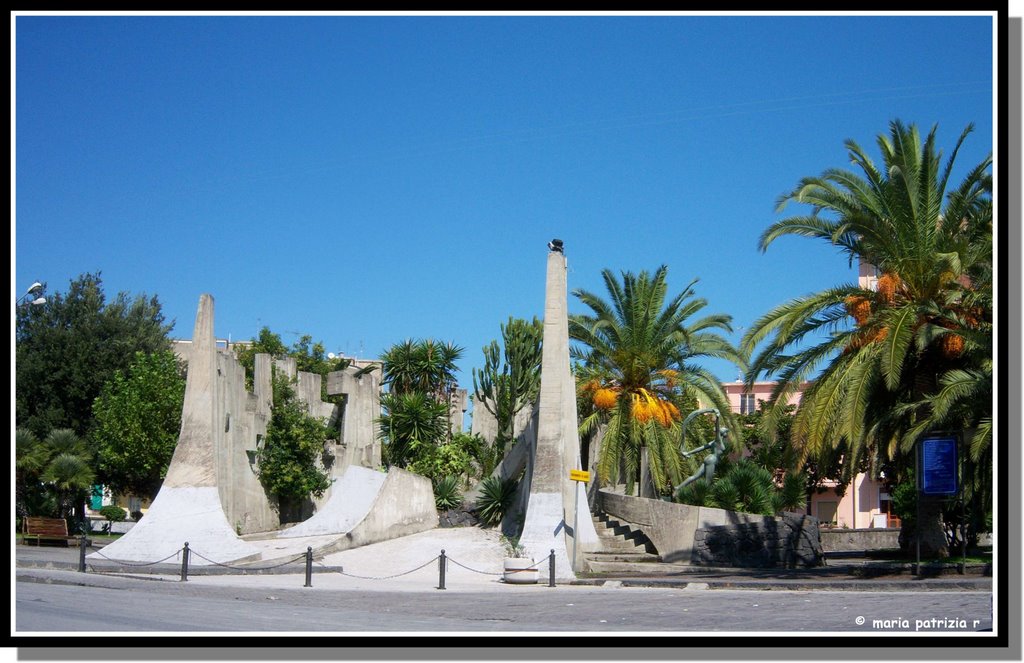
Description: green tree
738,401,850,513
381,339,463,398
234,327,348,401
16,429,56,521
570,266,744,496
742,120,992,557
91,350,186,500
17,429,96,523
407,432,477,484
256,373,332,508
379,391,450,468
472,317,543,458
16,273,172,440
378,339,464,471
98,504,127,533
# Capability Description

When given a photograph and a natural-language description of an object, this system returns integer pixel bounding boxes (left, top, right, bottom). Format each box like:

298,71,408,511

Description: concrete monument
91,293,436,566
517,241,599,579
93,295,263,564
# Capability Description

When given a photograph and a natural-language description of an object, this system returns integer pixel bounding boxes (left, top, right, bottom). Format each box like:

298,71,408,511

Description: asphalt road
15,577,993,634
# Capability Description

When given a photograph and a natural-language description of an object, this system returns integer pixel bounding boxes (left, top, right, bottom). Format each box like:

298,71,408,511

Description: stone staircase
584,513,690,575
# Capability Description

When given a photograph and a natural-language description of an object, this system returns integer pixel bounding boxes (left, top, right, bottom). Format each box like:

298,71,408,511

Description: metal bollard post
180,542,190,582
548,549,556,587
78,535,88,573
304,547,313,588
438,549,446,590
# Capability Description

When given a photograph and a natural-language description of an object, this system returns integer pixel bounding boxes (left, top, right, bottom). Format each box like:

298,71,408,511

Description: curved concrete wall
312,468,438,556
277,466,387,538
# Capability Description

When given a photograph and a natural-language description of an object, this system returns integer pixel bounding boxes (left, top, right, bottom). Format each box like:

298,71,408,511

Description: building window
818,501,838,525
740,393,756,415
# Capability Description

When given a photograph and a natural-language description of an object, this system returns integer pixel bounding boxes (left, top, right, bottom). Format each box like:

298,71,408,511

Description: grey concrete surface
20,520,992,593
325,362,382,470
14,574,993,633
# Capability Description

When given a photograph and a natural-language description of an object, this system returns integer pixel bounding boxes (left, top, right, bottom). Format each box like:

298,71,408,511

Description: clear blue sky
13,12,995,404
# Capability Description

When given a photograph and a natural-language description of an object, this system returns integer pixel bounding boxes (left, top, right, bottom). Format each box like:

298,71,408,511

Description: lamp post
17,282,46,307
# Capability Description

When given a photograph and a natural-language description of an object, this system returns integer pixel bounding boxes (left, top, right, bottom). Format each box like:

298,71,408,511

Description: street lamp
17,282,46,307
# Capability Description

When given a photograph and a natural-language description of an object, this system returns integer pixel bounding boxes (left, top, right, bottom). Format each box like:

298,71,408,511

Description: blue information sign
919,436,959,495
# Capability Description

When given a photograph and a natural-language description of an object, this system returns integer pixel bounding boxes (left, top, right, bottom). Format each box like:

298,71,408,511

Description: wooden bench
21,517,76,547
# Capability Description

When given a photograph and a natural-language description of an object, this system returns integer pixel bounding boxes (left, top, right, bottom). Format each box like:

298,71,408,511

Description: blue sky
13,12,996,408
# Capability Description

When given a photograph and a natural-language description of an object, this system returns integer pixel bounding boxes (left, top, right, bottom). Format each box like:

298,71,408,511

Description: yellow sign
569,469,591,483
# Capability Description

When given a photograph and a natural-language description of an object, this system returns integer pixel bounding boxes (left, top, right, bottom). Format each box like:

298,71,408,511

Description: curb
17,559,344,577
571,577,992,592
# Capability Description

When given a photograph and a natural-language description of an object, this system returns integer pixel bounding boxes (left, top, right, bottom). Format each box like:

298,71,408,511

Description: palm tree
570,265,744,496
16,428,52,521
378,391,450,468
42,453,95,520
378,339,464,468
742,120,992,557
18,428,96,522
380,339,463,398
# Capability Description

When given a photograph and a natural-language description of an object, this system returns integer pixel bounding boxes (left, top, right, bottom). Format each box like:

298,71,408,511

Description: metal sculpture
675,407,729,491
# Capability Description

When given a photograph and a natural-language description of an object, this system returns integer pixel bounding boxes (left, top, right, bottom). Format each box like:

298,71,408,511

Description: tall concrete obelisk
518,241,599,579
90,294,261,565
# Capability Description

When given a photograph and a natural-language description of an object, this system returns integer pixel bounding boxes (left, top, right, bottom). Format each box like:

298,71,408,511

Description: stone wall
691,513,823,568
819,528,900,552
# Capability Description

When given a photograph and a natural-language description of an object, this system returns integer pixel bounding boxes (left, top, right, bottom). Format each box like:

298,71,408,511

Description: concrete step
586,552,661,563
595,538,648,553
592,514,657,554
584,560,692,575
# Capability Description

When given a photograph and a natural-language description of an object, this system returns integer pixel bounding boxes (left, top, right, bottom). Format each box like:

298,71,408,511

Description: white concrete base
87,486,261,565
277,466,387,538
519,492,575,580
572,479,600,549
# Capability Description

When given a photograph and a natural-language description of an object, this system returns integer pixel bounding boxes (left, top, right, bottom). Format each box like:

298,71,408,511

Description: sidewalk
15,527,993,594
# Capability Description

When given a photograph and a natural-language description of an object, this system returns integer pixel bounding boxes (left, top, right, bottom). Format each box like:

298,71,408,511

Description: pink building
719,380,896,530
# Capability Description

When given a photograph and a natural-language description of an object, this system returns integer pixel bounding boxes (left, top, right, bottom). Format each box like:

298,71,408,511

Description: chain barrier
82,545,558,588
189,548,307,571
89,549,182,567
314,555,439,581
517,558,552,572
445,556,504,576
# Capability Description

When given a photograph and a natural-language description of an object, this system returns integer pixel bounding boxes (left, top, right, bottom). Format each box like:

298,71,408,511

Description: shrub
99,505,126,533
709,461,776,515
499,535,526,558
433,475,462,511
675,478,712,507
476,475,518,526
99,505,127,523
130,510,143,522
